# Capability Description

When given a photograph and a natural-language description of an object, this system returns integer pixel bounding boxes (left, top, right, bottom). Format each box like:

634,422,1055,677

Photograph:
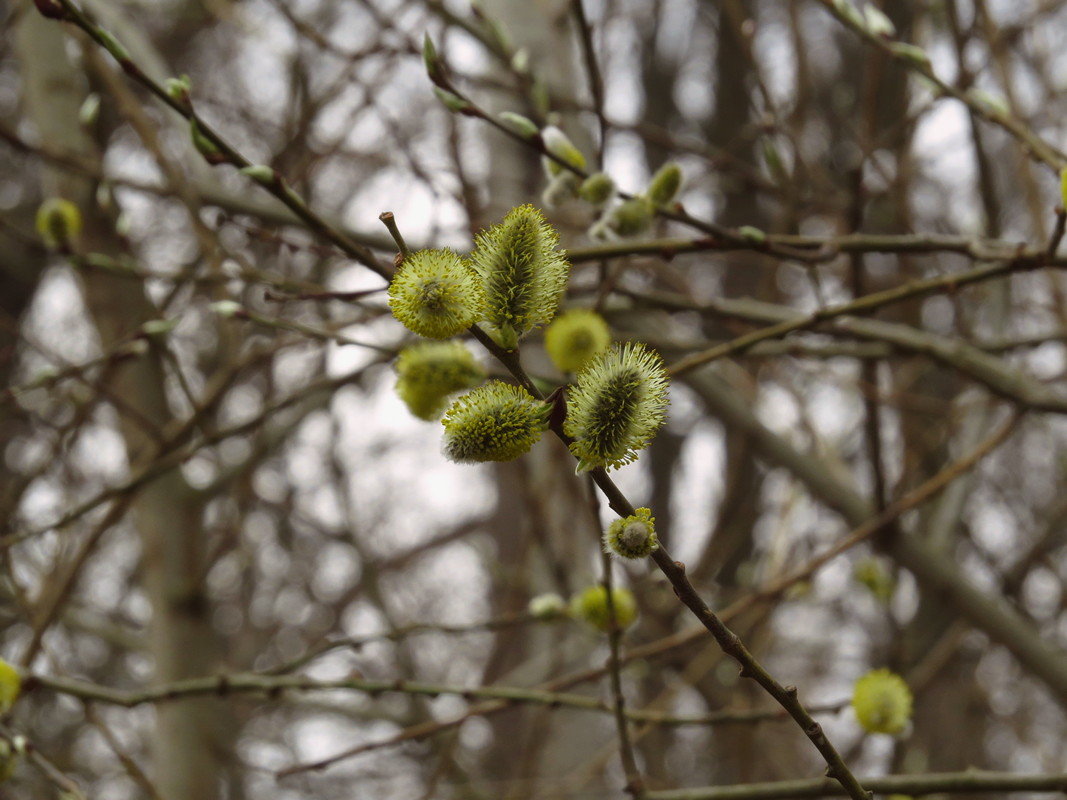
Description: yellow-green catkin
603,507,658,559
852,668,912,735
570,585,638,632
0,659,19,715
564,342,670,472
442,381,549,463
646,162,683,206
468,205,570,350
1060,167,1067,211
388,249,484,339
395,341,486,421
544,309,611,373
35,198,83,250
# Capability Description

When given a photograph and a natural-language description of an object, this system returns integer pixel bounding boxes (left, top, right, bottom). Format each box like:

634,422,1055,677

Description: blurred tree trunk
13,7,227,800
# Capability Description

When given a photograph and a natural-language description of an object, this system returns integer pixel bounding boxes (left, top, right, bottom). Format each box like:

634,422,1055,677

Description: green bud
832,0,865,27
35,198,83,249
890,42,931,70
510,48,530,74
570,585,638,632
141,318,179,337
164,75,192,104
441,381,549,463
79,93,101,127
544,309,611,373
646,162,683,206
190,119,225,164
423,34,445,86
579,172,615,207
240,164,277,185
498,111,540,139
528,592,567,620
394,341,486,421
1060,167,1067,211
607,197,654,237
738,225,766,244
469,205,570,349
388,249,485,340
863,5,896,37
540,125,586,176
603,507,658,559
209,300,244,318
761,139,789,185
433,87,471,114
564,342,670,472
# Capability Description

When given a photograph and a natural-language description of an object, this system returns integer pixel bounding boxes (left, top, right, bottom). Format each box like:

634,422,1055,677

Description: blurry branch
31,671,845,730
675,364,1067,707
47,0,393,280
813,0,1067,171
590,483,644,797
263,612,547,674
568,232,1067,264
1,361,385,549
645,771,1067,800
630,287,1067,413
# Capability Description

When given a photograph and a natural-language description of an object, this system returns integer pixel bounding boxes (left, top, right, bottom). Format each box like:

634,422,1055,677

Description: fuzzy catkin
468,205,570,350
564,342,670,472
441,381,549,463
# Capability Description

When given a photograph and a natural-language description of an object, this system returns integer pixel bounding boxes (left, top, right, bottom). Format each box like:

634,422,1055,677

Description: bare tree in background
3,0,1067,798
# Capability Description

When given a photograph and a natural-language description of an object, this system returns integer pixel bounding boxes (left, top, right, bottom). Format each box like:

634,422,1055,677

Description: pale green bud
240,164,277,185
646,162,683,206
498,111,539,139
607,197,654,237
528,592,567,619
209,300,244,318
433,87,472,113
738,225,766,244
579,172,615,207
164,74,192,104
890,42,931,70
190,119,225,164
141,318,179,338
863,5,896,37
541,125,586,176
79,93,101,127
